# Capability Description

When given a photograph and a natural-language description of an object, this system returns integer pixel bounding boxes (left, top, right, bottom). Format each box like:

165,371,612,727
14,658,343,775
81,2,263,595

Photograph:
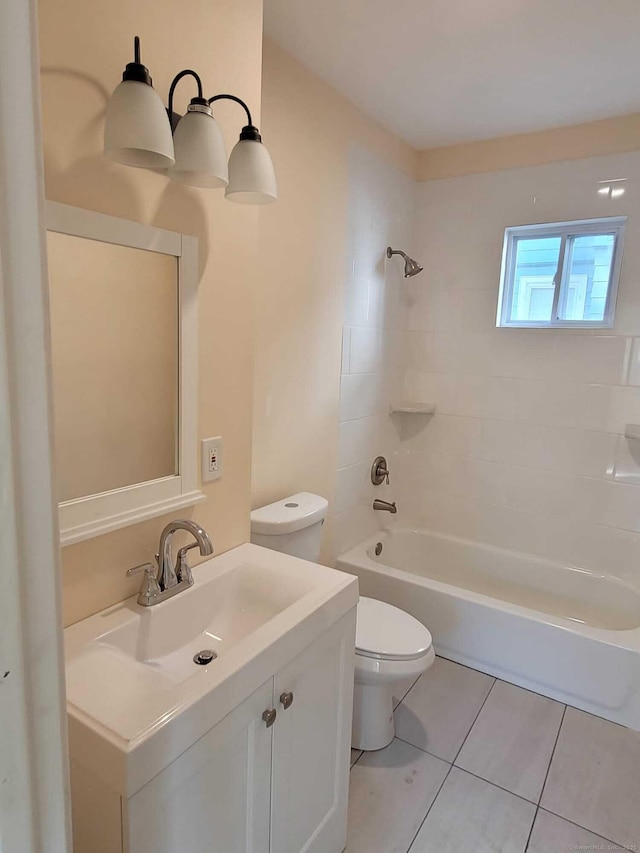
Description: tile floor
347,656,640,853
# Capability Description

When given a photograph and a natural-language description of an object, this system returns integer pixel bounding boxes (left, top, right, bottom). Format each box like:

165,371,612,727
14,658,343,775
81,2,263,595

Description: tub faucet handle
371,455,390,486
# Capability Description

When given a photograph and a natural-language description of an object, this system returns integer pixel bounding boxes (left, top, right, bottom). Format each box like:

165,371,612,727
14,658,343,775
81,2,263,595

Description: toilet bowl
249,494,435,752
353,596,435,751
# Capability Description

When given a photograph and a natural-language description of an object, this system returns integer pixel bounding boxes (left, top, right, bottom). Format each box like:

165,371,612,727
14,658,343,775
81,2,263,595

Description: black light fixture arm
167,69,205,127
207,94,252,126
207,94,262,141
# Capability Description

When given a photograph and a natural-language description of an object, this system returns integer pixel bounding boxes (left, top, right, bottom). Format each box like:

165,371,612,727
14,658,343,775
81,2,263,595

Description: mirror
46,202,203,545
48,232,179,501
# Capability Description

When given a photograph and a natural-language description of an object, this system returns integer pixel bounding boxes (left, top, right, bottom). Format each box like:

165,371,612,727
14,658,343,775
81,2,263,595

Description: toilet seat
356,597,433,662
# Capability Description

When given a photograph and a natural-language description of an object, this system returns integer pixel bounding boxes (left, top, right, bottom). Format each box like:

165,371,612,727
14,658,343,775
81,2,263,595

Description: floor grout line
402,762,552,853
403,678,498,853
393,734,452,763
392,674,498,768
433,653,500,679
524,806,539,852
405,763,455,853
451,676,497,765
537,703,567,806
535,806,635,851
391,733,568,813
350,749,364,770
394,673,423,711
451,765,541,809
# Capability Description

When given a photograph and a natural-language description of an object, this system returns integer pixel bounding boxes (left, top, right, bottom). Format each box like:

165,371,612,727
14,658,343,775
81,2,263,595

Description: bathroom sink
95,557,315,683
64,542,358,789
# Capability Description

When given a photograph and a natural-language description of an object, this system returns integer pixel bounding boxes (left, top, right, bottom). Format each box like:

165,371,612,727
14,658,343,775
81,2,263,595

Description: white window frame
497,217,626,329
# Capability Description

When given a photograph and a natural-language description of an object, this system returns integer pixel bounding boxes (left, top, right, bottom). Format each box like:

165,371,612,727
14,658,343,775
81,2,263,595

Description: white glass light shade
104,80,175,169
225,140,277,205
170,110,228,188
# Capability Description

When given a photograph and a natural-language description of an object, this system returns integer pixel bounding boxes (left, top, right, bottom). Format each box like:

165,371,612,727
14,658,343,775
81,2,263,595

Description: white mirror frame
46,201,204,546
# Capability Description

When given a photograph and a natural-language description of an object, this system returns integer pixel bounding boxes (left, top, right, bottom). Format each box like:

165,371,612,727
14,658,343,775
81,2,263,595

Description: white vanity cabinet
271,615,354,853
71,609,356,853
125,678,274,853
65,544,359,853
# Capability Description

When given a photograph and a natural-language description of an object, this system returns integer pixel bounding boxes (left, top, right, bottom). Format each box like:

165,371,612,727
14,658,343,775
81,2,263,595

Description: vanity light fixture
104,37,277,204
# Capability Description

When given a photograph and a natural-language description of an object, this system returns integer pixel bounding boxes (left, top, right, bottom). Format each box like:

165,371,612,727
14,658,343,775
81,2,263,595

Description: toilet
353,596,434,750
250,493,436,752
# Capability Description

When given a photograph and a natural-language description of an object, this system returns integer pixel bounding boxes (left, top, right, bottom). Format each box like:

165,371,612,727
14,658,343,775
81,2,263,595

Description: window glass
509,236,561,323
559,233,615,323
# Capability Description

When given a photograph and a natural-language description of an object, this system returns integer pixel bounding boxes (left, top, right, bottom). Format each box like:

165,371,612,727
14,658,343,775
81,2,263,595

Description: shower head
403,256,423,278
386,246,423,278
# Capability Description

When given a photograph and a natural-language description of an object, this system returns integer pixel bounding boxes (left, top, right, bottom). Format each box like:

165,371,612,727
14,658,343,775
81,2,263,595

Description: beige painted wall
39,0,264,626
253,41,416,562
418,112,640,181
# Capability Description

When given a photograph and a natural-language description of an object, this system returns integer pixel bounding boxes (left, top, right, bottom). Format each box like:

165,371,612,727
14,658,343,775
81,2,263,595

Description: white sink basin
97,558,317,683
65,543,358,794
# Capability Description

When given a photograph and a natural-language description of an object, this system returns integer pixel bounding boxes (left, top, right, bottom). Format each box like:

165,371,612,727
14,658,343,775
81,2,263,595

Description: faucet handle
371,455,390,485
176,542,199,585
126,563,161,605
126,561,156,578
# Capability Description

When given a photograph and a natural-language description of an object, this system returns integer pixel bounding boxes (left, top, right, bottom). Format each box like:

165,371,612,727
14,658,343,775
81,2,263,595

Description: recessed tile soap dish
624,424,640,440
389,401,436,415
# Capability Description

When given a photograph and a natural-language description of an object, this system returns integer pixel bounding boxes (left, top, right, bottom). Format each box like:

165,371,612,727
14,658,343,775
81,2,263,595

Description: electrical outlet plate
201,436,223,483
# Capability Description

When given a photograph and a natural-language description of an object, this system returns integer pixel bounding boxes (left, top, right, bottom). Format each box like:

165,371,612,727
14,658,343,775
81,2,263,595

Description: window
497,217,626,328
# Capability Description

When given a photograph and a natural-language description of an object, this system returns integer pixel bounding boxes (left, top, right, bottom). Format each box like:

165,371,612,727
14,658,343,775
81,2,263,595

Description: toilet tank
250,492,328,562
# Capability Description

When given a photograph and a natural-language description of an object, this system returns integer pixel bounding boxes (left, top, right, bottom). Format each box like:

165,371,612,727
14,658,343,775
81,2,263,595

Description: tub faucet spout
373,499,397,514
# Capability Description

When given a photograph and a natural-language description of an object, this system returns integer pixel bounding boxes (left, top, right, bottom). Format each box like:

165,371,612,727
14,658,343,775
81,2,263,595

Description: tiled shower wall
329,147,415,558
398,151,640,586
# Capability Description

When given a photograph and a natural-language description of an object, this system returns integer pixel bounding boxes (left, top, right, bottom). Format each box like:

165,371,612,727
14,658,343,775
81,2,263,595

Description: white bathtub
336,528,640,730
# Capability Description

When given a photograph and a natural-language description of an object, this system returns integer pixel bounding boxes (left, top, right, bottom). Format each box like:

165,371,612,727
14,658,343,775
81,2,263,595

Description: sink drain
193,649,217,666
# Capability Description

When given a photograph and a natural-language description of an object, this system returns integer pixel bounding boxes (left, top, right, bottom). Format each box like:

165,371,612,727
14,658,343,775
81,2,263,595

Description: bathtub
336,527,640,730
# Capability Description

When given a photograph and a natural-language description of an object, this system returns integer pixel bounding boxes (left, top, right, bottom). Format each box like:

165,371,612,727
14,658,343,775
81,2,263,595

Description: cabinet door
126,678,273,853
271,610,356,853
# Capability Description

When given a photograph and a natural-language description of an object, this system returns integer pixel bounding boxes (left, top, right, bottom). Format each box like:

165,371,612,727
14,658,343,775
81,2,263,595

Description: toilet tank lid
250,492,329,535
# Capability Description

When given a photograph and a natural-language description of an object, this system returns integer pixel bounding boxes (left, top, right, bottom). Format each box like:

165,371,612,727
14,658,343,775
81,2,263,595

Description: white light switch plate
201,436,223,483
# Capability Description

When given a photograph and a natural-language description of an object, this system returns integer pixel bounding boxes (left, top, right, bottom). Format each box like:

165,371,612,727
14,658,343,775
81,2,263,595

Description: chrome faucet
127,519,214,607
373,499,397,514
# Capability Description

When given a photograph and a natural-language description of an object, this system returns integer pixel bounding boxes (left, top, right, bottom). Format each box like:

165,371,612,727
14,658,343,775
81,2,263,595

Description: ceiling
263,0,640,149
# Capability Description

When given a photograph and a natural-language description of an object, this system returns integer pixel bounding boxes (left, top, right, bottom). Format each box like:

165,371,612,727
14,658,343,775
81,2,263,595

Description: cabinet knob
279,691,294,710
262,708,277,728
